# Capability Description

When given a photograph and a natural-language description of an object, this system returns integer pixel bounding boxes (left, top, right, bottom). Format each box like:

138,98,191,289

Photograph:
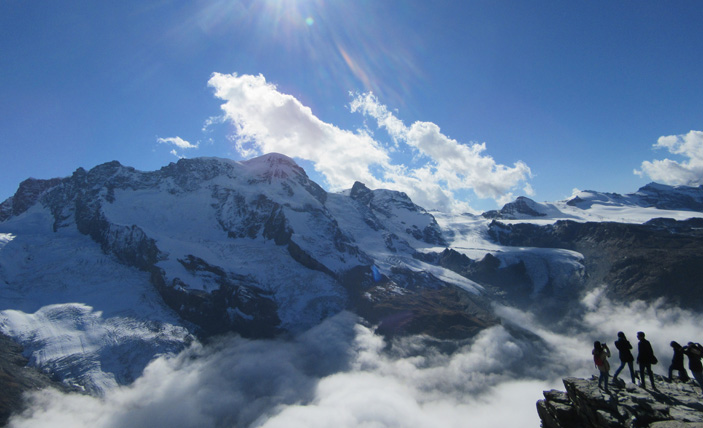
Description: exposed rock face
538,376,703,428
339,265,496,340
0,177,63,222
488,219,703,311
0,333,73,427
415,248,536,306
349,181,447,246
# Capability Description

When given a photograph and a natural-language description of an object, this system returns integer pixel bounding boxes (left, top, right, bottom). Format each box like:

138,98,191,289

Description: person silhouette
612,332,636,384
683,342,703,397
668,341,690,382
636,331,657,390
593,341,611,392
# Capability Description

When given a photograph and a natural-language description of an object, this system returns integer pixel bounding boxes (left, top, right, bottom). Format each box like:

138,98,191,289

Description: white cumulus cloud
207,72,390,193
635,130,703,186
207,73,533,212
350,92,533,202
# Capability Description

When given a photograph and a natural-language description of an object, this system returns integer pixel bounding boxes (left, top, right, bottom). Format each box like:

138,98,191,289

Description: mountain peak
241,153,306,179
349,181,373,205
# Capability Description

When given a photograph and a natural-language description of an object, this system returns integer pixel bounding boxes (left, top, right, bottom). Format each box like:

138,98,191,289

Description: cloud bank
207,73,532,212
11,292,703,428
635,130,703,186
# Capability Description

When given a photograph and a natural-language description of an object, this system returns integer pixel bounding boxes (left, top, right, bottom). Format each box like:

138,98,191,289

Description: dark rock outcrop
538,376,703,428
339,265,496,340
0,177,63,222
349,181,447,246
0,333,73,427
416,248,534,303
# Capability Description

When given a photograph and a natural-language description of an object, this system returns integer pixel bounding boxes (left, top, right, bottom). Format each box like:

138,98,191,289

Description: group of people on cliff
592,331,703,395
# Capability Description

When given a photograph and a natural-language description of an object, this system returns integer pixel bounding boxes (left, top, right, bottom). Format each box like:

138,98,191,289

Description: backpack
691,344,703,359
594,353,603,367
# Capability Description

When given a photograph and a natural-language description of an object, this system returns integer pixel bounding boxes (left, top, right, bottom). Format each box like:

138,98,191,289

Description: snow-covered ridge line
482,183,703,224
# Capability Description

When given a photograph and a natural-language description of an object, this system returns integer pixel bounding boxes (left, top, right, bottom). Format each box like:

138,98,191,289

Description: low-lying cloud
635,130,703,186
207,72,532,212
10,292,703,428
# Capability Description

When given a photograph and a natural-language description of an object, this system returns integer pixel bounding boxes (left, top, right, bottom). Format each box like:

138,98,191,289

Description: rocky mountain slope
0,154,490,394
538,376,703,428
2,154,703,406
0,332,72,427
487,217,703,314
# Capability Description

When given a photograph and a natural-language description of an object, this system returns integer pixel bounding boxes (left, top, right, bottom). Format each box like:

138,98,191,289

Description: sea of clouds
9,289,703,428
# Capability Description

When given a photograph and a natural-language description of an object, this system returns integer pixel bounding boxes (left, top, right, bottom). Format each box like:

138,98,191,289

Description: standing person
636,331,658,390
593,341,611,392
669,341,690,382
683,342,703,397
613,332,636,384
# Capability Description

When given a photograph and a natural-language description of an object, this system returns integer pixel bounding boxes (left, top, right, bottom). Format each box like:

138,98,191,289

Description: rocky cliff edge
538,376,703,428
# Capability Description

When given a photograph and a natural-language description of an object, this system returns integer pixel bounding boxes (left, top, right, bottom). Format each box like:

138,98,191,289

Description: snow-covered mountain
483,183,703,223
2,153,703,397
0,154,484,394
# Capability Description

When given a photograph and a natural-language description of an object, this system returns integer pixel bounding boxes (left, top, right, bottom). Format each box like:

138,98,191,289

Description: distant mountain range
1,153,702,401
483,182,703,220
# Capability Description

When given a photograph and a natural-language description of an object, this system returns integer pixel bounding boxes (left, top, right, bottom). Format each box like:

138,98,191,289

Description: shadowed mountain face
0,333,73,426
487,218,703,311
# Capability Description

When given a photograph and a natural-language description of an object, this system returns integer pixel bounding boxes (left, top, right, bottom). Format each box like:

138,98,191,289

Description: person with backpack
683,342,703,397
593,341,611,392
612,331,637,384
637,331,658,390
669,341,690,383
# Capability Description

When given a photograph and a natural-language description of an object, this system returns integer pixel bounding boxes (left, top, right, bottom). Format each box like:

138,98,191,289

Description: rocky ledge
538,376,703,428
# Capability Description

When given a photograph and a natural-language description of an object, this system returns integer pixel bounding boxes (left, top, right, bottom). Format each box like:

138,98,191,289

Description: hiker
593,341,611,392
683,342,703,397
636,331,658,390
613,331,637,384
668,341,690,382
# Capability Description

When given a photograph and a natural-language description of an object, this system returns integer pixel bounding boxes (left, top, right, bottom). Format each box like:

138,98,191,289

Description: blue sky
2,0,702,212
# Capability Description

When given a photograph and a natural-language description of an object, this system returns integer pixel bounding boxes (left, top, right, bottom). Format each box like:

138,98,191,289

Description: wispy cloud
157,136,199,149
157,136,199,160
635,130,703,186
208,73,533,212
